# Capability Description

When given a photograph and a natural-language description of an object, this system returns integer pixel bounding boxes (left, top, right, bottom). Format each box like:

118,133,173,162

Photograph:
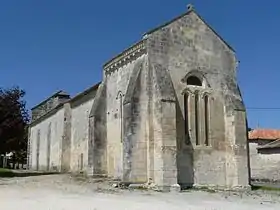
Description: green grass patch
0,168,59,178
0,168,11,172
0,168,15,177
252,185,280,192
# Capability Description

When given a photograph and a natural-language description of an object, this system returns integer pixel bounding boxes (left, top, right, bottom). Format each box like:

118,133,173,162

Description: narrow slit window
195,93,200,145
184,93,189,144
204,95,210,146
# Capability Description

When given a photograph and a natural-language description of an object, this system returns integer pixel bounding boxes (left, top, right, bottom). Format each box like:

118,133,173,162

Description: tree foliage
0,87,29,158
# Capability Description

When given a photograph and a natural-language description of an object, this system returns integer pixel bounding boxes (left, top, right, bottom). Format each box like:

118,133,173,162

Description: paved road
0,175,279,210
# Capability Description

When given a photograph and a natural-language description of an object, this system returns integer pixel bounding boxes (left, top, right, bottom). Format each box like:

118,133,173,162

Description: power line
247,107,280,110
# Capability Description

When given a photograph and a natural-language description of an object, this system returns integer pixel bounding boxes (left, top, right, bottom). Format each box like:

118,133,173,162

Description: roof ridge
31,90,70,110
144,8,234,52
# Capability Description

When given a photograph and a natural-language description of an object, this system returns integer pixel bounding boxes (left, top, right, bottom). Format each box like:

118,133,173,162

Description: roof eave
31,90,70,110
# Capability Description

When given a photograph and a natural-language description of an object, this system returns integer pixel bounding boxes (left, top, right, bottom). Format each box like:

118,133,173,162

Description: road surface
0,175,279,210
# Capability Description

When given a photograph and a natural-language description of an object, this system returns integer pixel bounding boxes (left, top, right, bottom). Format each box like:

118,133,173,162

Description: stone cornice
104,40,146,75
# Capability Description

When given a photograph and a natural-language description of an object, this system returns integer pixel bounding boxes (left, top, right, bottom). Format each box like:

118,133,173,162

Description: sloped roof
31,90,70,110
257,139,280,149
144,8,235,52
69,82,101,104
248,129,280,141
56,90,70,96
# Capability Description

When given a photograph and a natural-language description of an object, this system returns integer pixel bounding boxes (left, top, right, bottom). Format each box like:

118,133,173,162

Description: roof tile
248,129,280,140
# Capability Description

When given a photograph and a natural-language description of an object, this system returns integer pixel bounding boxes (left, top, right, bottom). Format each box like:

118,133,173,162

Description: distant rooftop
31,90,70,110
56,90,70,96
257,139,280,149
248,129,280,141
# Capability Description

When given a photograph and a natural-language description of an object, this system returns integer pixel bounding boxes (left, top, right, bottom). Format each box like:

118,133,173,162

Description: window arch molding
182,71,212,147
181,70,210,88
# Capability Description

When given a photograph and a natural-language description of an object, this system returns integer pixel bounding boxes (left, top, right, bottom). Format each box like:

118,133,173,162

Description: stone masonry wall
61,103,71,172
29,87,98,174
70,95,95,173
30,107,65,172
29,8,250,189
146,10,249,188
31,92,70,122
122,55,149,183
88,81,107,176
105,54,147,180
249,141,280,181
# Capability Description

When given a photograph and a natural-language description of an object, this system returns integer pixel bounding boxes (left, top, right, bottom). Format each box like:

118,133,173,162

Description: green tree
0,87,29,167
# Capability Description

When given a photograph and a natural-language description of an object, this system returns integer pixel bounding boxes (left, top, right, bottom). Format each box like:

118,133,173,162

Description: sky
0,0,279,129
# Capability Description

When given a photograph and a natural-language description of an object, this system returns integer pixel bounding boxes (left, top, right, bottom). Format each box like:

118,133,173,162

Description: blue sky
0,0,279,128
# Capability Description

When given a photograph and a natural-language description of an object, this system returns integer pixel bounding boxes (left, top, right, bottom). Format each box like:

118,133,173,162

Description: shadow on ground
0,168,59,178
251,182,280,192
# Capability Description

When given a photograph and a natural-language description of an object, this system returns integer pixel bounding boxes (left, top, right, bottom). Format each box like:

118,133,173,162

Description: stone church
28,5,250,190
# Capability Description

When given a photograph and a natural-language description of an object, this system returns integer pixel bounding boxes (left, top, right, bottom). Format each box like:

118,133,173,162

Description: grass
0,168,59,178
0,168,15,177
251,185,280,192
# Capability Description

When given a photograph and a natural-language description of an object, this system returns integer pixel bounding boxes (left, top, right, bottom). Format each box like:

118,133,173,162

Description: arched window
194,92,200,145
184,93,189,144
204,95,210,146
183,73,211,147
187,76,202,86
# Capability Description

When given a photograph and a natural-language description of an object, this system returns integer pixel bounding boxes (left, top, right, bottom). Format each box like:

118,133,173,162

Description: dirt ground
0,175,279,210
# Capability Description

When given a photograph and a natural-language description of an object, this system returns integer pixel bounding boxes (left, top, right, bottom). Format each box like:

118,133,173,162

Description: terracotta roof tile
248,129,280,141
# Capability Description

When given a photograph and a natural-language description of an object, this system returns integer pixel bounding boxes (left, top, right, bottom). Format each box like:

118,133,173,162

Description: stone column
46,123,52,171
61,103,72,172
122,102,133,183
188,92,196,146
36,129,40,171
224,109,250,189
88,115,107,176
148,62,180,191
152,99,180,191
199,93,206,146
235,111,250,187
87,117,94,176
27,126,31,170
88,81,107,176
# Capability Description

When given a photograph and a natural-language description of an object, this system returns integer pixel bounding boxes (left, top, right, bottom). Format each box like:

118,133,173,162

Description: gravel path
0,175,279,210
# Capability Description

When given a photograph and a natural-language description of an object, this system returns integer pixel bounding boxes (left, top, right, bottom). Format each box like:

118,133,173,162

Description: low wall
249,141,280,182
